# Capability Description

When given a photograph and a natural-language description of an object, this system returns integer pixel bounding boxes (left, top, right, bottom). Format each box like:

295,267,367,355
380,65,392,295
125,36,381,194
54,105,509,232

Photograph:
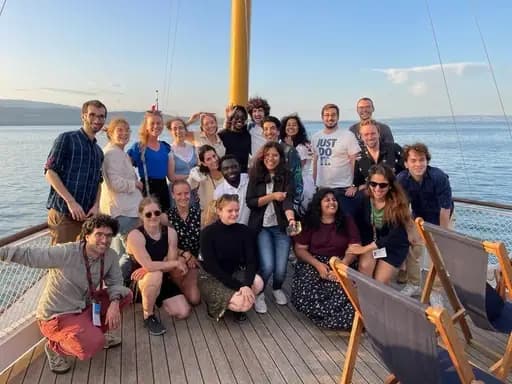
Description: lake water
1,118,511,238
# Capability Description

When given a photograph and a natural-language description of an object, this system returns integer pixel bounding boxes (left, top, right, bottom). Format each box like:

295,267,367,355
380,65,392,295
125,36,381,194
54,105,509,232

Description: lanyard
370,206,378,243
82,245,104,302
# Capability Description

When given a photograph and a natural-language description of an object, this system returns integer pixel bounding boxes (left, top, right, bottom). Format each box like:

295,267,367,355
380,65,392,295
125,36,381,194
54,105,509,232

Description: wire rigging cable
0,0,8,18
424,0,471,187
163,0,181,115
469,0,512,141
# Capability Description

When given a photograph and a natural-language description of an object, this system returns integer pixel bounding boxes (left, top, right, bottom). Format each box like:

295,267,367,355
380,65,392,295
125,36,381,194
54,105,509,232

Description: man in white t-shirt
214,155,250,225
312,103,361,215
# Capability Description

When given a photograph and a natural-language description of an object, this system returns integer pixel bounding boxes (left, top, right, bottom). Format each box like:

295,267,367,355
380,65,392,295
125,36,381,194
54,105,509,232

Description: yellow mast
229,0,251,107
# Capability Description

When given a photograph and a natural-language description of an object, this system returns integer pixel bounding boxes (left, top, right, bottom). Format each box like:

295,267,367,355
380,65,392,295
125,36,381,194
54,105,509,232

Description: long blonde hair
138,110,163,148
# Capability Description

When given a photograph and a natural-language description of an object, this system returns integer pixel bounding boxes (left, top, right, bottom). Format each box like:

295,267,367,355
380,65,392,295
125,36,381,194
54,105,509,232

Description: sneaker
104,331,122,349
429,292,444,308
254,293,267,314
396,269,408,284
272,289,288,305
400,283,420,297
144,314,167,336
45,341,71,374
234,312,247,323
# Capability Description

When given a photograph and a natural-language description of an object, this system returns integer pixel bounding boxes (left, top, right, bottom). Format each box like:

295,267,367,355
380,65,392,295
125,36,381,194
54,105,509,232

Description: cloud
40,87,125,96
373,62,487,84
409,81,427,96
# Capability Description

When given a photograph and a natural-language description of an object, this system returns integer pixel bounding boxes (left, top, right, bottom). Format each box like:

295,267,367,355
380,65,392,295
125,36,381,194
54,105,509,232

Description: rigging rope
163,0,181,115
469,1,512,140
424,0,471,187
0,0,7,18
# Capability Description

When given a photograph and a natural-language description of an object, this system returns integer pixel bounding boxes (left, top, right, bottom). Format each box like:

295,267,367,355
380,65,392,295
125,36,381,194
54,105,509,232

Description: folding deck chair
415,218,512,380
329,257,504,384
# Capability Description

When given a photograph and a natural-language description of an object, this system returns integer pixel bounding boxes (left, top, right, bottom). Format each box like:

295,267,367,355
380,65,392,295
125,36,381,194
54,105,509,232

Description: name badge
372,248,387,259
92,302,101,327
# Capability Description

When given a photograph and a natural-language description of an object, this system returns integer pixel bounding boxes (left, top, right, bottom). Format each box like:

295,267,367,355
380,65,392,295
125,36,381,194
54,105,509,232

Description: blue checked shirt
45,128,103,214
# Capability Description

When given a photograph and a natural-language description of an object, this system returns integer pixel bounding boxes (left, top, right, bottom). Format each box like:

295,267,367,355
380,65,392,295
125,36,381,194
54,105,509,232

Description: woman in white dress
280,114,315,211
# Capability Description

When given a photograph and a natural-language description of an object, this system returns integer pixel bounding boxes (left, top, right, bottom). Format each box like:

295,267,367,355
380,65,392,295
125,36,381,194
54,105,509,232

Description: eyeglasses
369,181,390,189
144,210,162,218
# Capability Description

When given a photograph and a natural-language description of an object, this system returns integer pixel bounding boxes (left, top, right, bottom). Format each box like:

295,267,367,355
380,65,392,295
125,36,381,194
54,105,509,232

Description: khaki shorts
47,209,83,245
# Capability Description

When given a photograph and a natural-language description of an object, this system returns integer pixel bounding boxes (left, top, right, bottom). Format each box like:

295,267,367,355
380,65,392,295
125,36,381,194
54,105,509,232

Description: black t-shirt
218,128,251,172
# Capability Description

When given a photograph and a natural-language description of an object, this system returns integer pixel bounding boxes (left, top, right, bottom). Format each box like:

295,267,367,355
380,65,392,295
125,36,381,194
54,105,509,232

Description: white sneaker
400,284,420,297
254,293,267,313
429,292,444,308
272,289,287,305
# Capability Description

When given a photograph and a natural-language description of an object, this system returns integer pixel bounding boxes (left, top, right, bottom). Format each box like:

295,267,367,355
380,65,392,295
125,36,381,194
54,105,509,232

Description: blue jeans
257,226,291,290
112,216,139,284
332,188,363,218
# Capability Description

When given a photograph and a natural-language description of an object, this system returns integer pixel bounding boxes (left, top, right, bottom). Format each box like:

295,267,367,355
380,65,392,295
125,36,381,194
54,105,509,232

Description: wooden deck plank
119,303,136,384
88,348,106,384
19,342,46,384
186,309,220,384
246,310,302,383
103,336,121,384
265,300,336,384
5,345,34,384
53,357,75,384
194,305,237,384
37,354,57,384
232,312,287,384
223,315,270,384
161,314,187,384
148,309,170,384
173,317,204,384
134,306,154,383
212,318,254,384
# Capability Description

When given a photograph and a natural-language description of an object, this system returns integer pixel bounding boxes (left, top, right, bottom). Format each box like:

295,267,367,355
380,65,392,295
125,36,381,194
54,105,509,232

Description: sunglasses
144,210,162,218
369,181,390,189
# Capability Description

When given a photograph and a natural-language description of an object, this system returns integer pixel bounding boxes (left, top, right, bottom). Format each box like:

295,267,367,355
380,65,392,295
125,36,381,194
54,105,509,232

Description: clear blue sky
1,0,511,120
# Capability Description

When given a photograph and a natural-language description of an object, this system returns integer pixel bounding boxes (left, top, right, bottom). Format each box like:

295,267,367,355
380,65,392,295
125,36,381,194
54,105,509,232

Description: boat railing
0,198,511,373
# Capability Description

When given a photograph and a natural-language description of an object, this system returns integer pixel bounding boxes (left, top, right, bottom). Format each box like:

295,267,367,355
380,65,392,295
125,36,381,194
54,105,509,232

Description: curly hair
303,188,346,233
79,214,119,243
249,141,287,182
279,114,310,147
247,97,270,119
367,164,411,227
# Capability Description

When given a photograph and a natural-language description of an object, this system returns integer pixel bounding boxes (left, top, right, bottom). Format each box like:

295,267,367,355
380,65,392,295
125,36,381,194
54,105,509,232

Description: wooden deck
3,284,512,384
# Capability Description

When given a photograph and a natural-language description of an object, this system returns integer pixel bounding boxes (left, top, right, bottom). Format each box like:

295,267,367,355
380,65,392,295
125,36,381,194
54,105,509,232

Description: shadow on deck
3,286,512,384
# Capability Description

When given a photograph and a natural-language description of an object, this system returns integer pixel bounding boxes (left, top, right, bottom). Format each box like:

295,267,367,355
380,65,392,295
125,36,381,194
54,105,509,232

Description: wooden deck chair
415,218,512,380
329,257,504,384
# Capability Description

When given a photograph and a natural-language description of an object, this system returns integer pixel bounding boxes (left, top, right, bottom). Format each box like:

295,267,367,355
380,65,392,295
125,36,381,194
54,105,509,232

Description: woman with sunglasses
128,110,172,212
168,180,201,306
292,188,359,329
126,197,191,336
199,194,263,322
348,164,410,284
187,145,224,227
247,141,297,313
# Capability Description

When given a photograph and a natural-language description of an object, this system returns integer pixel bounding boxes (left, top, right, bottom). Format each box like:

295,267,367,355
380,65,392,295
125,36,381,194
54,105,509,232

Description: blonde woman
127,110,172,212
100,118,143,282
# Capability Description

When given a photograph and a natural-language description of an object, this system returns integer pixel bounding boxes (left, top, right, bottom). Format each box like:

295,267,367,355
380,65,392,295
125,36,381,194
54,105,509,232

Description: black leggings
143,178,171,212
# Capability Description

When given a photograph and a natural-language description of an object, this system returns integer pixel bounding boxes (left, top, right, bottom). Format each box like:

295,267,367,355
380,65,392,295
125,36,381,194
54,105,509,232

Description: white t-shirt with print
312,128,360,188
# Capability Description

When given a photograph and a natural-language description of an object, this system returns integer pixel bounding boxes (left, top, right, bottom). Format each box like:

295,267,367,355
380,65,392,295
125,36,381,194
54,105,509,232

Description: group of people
0,96,454,374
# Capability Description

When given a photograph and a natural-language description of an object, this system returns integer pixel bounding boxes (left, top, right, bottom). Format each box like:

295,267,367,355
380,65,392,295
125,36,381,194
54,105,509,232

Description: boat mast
229,0,251,107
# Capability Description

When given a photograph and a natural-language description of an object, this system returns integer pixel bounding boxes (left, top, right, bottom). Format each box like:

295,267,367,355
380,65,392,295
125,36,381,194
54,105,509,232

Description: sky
0,0,511,120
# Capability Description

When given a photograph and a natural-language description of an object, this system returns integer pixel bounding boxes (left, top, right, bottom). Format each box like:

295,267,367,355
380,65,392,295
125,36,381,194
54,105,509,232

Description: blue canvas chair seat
329,257,504,384
416,218,512,381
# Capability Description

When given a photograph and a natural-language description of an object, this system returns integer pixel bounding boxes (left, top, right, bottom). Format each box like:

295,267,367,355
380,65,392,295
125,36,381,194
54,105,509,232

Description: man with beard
214,155,250,225
349,97,394,150
353,119,404,190
0,215,132,373
44,100,107,245
312,103,361,216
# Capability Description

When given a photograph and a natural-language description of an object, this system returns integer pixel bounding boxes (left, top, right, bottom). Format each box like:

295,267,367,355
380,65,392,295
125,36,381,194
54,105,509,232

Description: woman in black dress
292,188,359,329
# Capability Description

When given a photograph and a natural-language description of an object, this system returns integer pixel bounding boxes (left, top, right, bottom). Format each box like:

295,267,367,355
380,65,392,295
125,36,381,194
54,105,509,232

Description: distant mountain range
0,99,177,126
0,99,509,126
